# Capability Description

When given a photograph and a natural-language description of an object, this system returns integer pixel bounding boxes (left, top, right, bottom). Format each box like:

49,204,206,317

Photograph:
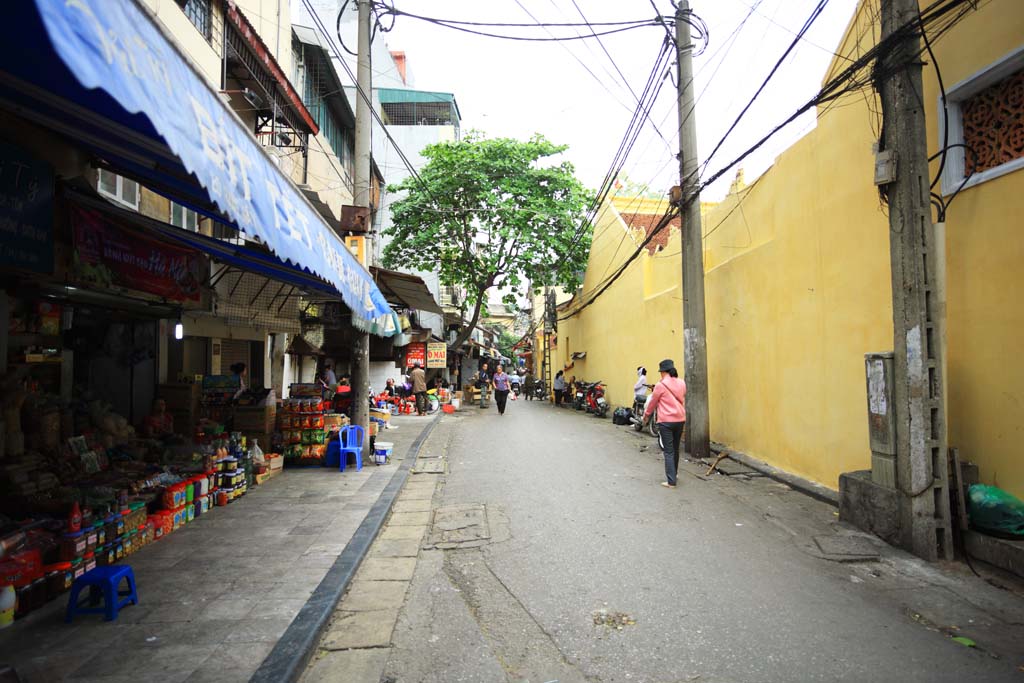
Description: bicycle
425,388,441,415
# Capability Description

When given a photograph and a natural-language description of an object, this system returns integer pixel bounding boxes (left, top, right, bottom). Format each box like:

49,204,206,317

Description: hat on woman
658,358,676,373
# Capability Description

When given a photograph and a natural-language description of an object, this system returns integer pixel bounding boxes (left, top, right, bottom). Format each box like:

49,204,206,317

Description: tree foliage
382,133,591,350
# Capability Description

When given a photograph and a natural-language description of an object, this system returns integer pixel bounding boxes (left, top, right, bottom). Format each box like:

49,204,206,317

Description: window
940,46,1024,196
97,169,139,209
170,202,199,232
183,0,212,40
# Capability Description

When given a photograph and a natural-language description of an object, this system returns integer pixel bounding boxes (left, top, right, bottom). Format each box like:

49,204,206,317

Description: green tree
496,328,521,360
383,133,591,350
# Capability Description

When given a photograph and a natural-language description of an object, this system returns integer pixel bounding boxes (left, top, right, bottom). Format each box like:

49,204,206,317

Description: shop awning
0,0,391,326
370,268,443,314
285,335,325,357
69,191,344,301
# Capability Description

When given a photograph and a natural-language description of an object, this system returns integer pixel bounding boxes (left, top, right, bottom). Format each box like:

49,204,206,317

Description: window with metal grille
940,47,1024,196
962,68,1024,175
97,169,139,210
300,47,354,189
170,202,199,232
184,0,212,40
381,101,456,127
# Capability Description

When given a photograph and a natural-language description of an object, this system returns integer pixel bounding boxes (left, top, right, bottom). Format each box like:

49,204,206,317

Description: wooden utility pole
350,0,373,450
674,0,710,460
878,0,952,561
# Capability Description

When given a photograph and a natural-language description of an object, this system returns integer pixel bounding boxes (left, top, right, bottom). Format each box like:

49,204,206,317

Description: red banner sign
405,342,426,368
71,205,203,302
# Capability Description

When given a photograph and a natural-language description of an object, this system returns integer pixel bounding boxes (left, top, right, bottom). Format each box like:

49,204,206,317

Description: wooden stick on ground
705,452,729,476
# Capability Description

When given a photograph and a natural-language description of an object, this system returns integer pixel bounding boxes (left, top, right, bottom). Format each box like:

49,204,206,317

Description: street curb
710,442,839,507
250,414,442,683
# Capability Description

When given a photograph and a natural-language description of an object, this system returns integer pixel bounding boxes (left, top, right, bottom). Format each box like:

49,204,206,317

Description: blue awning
0,0,392,327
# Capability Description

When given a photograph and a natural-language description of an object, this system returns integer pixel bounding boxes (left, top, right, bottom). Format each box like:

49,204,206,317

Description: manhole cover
413,459,446,474
813,535,880,562
425,504,490,549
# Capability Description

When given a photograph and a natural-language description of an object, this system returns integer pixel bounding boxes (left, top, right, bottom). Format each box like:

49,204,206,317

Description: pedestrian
320,362,338,389
229,362,247,400
634,366,649,401
643,359,687,489
523,371,535,400
477,361,491,409
553,371,566,406
492,364,511,415
410,362,428,415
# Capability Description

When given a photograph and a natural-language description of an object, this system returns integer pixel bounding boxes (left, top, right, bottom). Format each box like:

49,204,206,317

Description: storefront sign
71,205,203,302
0,141,53,273
405,342,426,368
426,342,447,369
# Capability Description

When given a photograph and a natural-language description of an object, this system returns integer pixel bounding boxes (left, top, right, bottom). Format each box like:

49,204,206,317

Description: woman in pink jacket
643,359,687,488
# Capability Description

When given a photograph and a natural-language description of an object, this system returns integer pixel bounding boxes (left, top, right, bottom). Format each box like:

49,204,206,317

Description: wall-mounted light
174,320,184,340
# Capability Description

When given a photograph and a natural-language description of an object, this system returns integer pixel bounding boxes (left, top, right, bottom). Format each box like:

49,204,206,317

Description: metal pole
675,1,710,460
878,0,951,561
351,0,373,446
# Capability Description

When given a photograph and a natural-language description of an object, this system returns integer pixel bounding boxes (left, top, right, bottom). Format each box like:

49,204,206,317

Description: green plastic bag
968,484,1024,538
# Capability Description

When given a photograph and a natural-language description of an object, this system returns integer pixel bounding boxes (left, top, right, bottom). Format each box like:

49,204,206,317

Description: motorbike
531,380,547,400
630,386,658,437
572,382,587,410
584,380,609,418
510,377,522,397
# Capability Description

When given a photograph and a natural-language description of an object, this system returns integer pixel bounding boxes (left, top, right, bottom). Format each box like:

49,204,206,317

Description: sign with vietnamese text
427,342,447,369
71,205,203,302
0,141,53,273
405,342,426,368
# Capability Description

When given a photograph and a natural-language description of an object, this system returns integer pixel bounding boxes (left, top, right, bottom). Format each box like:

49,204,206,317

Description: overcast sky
370,0,859,201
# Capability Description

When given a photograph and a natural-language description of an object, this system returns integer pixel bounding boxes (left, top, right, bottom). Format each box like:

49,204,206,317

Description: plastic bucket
373,441,394,465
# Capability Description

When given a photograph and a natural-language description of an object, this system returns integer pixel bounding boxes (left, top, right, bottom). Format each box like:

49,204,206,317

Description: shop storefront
0,0,398,629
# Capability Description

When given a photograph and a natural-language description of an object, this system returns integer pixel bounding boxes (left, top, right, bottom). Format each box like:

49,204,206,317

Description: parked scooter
572,381,587,410
629,384,658,436
532,380,547,400
510,375,522,397
584,380,609,418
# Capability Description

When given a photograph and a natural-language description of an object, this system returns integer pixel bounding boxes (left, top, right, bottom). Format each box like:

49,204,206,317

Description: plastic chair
339,425,364,471
65,565,138,622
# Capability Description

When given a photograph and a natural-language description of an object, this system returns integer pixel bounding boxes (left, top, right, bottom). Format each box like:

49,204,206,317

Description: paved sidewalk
299,414,456,683
0,414,436,683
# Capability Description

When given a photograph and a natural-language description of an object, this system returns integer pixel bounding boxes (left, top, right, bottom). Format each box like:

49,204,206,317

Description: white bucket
450,398,461,411
373,441,394,465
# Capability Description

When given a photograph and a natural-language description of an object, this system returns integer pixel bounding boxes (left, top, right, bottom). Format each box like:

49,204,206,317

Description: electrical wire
561,0,980,320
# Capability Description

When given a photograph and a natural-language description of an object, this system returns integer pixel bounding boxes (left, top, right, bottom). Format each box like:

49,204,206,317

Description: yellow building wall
921,0,1024,496
563,0,1024,498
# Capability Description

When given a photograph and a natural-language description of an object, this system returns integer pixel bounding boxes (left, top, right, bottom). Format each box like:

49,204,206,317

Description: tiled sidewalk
0,415,435,683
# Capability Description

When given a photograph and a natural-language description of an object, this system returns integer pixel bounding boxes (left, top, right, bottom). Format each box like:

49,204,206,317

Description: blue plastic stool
65,565,138,622
339,425,364,471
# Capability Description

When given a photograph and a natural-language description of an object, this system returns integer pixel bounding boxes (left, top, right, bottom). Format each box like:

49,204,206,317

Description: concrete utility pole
350,0,373,450
878,0,952,561
674,0,710,460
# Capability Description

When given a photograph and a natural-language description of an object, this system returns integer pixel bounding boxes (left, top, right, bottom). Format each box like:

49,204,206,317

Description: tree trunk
448,290,487,352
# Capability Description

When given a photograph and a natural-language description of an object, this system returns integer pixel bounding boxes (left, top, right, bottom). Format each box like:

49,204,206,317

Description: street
307,398,1024,683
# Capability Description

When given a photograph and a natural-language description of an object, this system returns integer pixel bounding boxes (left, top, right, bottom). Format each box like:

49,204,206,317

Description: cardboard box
234,405,276,433
266,454,284,471
256,468,281,485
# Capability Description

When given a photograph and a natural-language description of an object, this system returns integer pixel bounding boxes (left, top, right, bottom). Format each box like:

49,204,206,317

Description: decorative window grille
940,47,1024,196
961,68,1024,175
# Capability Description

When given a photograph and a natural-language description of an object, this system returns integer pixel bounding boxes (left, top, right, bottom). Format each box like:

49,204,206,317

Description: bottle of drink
68,501,82,533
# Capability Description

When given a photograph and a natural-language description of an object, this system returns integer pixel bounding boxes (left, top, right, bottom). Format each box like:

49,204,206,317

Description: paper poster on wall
426,342,447,369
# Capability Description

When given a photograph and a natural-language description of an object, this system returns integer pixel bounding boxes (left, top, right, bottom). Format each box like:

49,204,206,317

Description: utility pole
350,0,373,451
878,0,951,561
674,0,710,460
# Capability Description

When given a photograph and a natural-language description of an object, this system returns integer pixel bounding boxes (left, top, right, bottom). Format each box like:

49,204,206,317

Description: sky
367,0,860,201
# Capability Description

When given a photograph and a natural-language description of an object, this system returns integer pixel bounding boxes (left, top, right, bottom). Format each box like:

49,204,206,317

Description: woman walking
492,365,511,415
553,370,566,406
643,359,687,488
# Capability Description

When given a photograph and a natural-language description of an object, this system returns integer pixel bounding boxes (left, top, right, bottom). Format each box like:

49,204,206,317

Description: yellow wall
562,0,1024,498
922,0,1024,496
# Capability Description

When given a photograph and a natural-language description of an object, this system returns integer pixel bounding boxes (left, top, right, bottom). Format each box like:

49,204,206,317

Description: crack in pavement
442,547,596,683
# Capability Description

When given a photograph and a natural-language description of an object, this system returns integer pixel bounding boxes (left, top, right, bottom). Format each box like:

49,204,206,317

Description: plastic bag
249,439,265,467
968,484,1024,537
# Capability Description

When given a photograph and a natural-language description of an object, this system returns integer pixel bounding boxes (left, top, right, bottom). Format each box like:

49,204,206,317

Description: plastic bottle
68,501,82,533
1,585,15,627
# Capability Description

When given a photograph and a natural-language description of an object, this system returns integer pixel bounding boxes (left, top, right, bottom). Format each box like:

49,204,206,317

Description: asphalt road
381,398,1024,683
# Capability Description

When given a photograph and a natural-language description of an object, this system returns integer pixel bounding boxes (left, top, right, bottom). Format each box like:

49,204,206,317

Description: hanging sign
71,205,203,302
426,342,447,369
0,141,53,273
405,342,426,368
